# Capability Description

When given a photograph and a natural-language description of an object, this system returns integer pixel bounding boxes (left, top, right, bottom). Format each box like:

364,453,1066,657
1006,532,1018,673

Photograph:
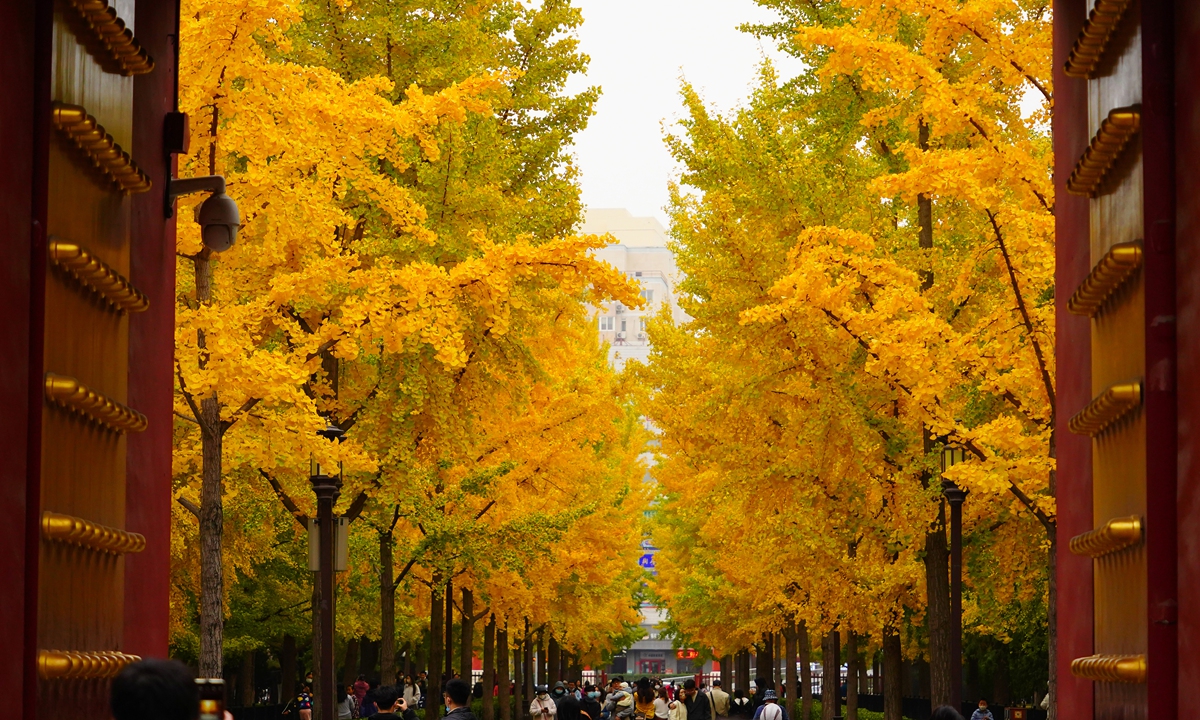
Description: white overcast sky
566,1,803,227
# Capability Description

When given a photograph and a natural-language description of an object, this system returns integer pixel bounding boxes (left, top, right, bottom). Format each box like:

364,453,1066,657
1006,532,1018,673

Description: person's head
444,678,471,709
712,680,722,689
537,685,550,699
931,707,965,720
359,675,368,682
762,690,778,704
683,680,696,697
586,684,600,699
453,672,461,680
636,677,654,704
558,696,584,720
111,659,199,720
978,701,989,710
419,671,428,679
374,685,402,712
404,675,413,685
554,682,568,698
609,678,623,691
657,686,669,702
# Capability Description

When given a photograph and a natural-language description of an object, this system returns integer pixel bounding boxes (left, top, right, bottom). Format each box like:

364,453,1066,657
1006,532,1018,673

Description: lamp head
197,192,240,252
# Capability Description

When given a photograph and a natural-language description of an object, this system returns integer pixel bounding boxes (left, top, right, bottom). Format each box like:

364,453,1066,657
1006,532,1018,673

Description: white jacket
532,696,559,719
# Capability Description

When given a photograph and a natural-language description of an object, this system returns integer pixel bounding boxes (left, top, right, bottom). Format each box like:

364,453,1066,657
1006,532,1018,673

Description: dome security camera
167,175,241,252
197,192,240,252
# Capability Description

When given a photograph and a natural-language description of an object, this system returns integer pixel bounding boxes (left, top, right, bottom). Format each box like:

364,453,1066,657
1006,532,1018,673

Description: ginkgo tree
171,0,652,693
641,0,1054,715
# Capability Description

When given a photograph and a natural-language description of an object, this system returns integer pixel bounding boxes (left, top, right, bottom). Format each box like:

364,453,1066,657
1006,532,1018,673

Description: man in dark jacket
682,680,712,720
370,686,419,720
443,679,478,720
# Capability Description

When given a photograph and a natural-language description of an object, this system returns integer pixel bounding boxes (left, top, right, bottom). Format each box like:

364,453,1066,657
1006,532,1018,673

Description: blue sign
638,553,656,569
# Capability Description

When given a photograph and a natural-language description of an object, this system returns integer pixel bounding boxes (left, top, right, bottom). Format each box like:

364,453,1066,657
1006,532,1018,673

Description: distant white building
585,209,711,678
583,209,688,370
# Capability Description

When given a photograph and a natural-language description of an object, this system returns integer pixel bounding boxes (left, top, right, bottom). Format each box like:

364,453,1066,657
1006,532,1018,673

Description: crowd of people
104,658,993,720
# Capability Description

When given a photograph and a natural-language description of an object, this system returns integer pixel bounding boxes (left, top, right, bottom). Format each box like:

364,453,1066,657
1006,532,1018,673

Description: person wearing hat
751,690,788,720
532,686,558,720
553,682,572,707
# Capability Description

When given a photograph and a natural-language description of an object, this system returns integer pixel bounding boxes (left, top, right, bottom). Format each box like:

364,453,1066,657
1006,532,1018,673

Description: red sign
676,649,699,660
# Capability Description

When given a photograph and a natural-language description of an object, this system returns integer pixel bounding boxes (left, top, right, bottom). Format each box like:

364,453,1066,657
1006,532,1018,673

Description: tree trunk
883,630,902,720
483,618,496,720
344,638,361,687
846,634,858,720
799,623,812,720
193,248,226,680
917,119,934,291
761,636,770,688
428,580,444,720
198,389,224,677
548,636,561,687
537,630,547,688
821,631,839,720
925,503,952,709
282,634,298,704
773,633,782,689
498,625,511,720
526,625,536,700
361,640,379,678
993,639,1011,707
312,579,323,720
721,655,732,694
462,589,476,683
241,650,256,706
785,625,798,716
514,631,525,719
446,580,456,681
381,532,396,684
858,651,868,705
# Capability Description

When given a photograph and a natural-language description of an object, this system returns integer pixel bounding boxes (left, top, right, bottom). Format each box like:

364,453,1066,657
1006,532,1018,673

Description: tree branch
177,496,201,518
986,210,1056,415
259,469,309,530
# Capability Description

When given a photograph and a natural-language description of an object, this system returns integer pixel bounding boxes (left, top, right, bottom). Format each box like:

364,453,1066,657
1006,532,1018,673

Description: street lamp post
312,422,345,720
940,440,967,712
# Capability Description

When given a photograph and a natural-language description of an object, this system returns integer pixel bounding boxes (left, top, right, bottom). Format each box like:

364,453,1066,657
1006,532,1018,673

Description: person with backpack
751,691,788,720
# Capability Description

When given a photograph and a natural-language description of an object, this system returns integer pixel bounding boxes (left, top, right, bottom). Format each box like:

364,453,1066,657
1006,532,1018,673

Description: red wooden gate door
1057,3,1177,720
32,1,157,717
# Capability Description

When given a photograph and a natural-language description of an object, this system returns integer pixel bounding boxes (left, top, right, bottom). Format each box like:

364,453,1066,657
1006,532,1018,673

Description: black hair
558,696,584,720
683,679,696,691
445,678,471,706
635,677,654,705
712,680,722,687
111,659,200,720
373,685,402,710
932,706,965,720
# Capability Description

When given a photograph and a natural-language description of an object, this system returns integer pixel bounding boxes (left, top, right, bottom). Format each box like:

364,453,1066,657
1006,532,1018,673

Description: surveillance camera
197,192,240,252
167,174,241,252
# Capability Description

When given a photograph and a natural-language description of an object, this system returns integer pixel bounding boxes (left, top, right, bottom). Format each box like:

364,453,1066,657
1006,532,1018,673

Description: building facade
583,209,688,370
585,209,712,678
